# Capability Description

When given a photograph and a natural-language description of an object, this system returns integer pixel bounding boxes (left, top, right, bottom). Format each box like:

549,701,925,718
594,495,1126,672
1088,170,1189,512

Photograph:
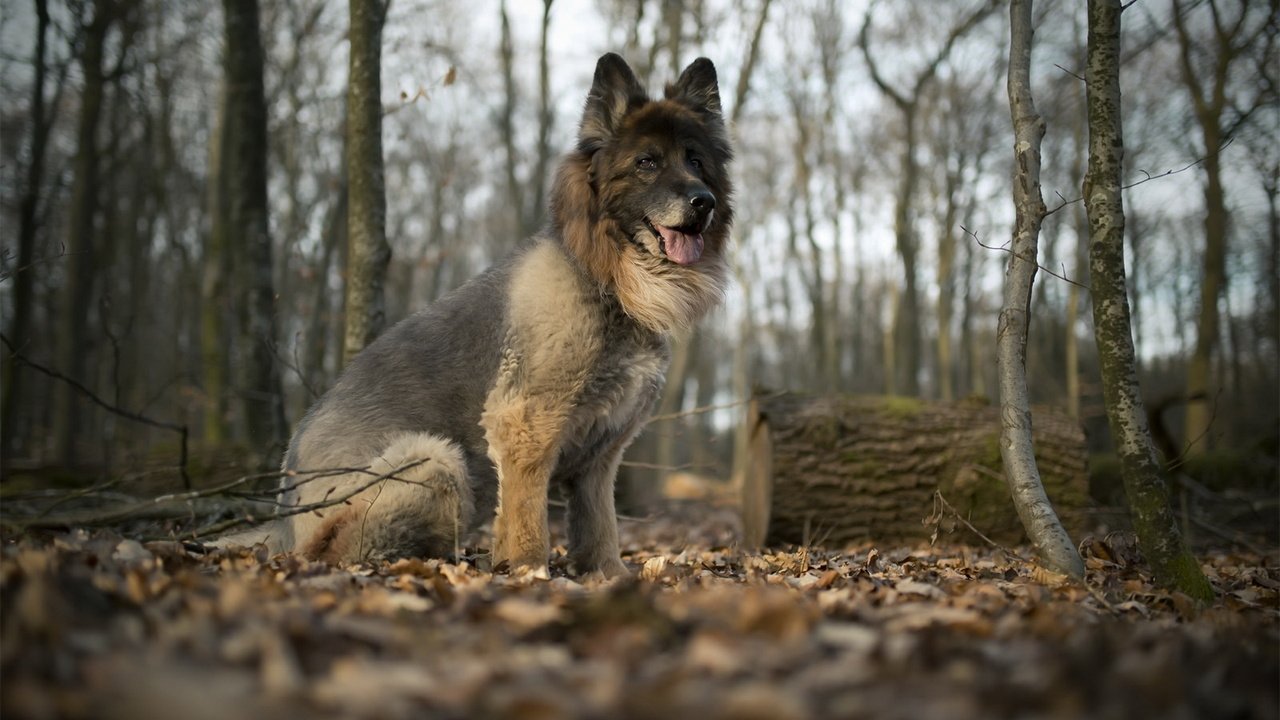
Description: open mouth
644,218,704,265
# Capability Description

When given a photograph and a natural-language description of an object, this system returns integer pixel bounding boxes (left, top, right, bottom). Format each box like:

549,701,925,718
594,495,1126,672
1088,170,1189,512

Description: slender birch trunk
1084,0,1213,602
1000,0,1085,580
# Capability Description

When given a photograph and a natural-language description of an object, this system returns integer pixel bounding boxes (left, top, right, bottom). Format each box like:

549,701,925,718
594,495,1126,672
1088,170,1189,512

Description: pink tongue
656,225,704,265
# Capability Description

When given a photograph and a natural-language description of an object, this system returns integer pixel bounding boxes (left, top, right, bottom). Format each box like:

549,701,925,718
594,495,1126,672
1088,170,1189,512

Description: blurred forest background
0,0,1276,512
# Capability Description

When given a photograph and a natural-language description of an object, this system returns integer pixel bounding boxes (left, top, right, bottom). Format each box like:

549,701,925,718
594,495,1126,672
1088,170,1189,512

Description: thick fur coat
219,54,733,576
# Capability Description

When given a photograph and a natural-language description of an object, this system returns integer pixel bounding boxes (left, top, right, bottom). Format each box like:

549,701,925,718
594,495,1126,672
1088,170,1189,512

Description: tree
221,0,287,462
496,0,556,241
1172,0,1275,455
929,70,998,402
52,0,117,463
1000,0,1084,580
857,0,998,396
3,0,68,457
342,0,391,367
1084,0,1213,602
202,80,232,444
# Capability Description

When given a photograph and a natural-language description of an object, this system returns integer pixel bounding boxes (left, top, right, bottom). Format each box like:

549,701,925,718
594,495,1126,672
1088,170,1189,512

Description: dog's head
552,54,733,332
578,53,733,266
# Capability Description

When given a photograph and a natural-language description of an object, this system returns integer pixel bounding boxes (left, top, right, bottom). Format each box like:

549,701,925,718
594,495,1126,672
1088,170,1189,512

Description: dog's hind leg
296,432,473,564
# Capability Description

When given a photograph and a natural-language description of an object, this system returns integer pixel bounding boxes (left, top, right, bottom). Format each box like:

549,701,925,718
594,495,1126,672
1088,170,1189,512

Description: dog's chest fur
497,240,669,464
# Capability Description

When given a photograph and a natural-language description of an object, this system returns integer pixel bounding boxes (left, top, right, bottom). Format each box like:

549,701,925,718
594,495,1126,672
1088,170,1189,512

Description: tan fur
290,432,472,563
482,242,607,570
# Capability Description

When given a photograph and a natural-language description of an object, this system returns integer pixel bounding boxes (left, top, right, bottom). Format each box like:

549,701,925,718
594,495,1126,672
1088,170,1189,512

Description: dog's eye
636,157,657,171
689,157,703,171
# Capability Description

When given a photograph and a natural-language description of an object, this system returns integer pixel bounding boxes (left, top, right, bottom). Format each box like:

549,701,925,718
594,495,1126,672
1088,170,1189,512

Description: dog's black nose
689,190,716,212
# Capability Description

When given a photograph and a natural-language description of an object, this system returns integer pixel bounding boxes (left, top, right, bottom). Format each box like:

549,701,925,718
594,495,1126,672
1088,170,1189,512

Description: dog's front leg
483,394,567,573
562,413,650,578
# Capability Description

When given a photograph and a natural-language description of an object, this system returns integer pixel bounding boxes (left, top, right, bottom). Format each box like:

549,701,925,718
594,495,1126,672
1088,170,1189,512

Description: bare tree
3,0,68,457
52,0,118,463
202,79,232,444
929,70,997,402
1000,0,1084,580
222,0,288,462
495,0,557,239
342,0,391,367
526,0,555,236
1172,0,1275,455
1085,0,1212,602
858,0,998,396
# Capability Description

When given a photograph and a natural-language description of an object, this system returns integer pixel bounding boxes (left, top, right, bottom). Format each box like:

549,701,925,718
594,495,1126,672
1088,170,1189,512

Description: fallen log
740,393,1089,547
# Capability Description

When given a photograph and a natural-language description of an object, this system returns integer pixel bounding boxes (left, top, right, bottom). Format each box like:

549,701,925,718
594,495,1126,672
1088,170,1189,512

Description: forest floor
2,501,1278,720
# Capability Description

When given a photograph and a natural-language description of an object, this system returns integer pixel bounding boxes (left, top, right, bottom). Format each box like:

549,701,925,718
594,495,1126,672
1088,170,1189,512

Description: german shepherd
219,53,732,577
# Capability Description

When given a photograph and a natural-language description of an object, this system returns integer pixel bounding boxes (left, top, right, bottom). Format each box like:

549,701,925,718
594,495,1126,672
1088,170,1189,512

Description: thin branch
176,459,432,540
646,391,786,424
0,243,78,282
928,489,1028,562
619,460,699,472
382,65,456,116
1053,63,1085,82
1,331,190,487
1164,387,1221,472
1046,137,1236,216
962,225,1091,291
272,332,320,401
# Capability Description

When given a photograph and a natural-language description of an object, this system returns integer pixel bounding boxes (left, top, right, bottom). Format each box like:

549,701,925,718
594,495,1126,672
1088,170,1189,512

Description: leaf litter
2,502,1276,720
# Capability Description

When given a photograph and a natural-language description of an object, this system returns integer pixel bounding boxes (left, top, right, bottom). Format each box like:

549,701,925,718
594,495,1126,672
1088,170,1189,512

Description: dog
219,53,732,577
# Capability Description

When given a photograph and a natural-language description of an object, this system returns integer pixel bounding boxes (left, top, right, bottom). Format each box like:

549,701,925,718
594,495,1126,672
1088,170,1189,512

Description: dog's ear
579,53,647,153
667,57,722,118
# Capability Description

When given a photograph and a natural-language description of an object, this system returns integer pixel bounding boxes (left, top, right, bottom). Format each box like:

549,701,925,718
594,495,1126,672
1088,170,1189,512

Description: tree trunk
740,392,1089,548
882,282,899,396
891,129,922,398
960,230,984,398
663,0,683,76
1170,0,1269,456
935,162,959,403
3,0,54,459
1084,0,1213,602
524,0,554,237
1066,57,1089,422
342,0,391,367
1182,140,1226,454
307,175,347,396
1002,0,1084,579
201,80,232,444
643,329,692,506
1263,163,1280,360
53,0,112,464
858,0,997,398
222,0,287,464
497,0,522,238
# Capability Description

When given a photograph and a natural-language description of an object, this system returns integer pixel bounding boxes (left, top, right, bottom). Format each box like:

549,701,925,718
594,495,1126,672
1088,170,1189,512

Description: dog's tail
295,432,474,564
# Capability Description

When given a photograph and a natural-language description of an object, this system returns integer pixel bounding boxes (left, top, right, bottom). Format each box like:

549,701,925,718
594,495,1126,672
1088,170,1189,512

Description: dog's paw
507,563,551,580
494,548,551,578
569,555,630,580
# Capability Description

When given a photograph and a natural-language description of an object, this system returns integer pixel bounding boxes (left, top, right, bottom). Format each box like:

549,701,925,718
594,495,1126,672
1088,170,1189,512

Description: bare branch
1045,137,1235,216
1,332,190,487
962,225,1090,291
